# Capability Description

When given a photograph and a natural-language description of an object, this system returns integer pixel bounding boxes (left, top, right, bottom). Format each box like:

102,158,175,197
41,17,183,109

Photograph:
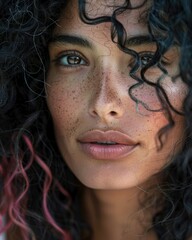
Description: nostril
92,110,97,116
110,111,117,116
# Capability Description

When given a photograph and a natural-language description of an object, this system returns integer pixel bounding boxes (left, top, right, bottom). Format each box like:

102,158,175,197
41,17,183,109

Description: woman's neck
81,185,161,240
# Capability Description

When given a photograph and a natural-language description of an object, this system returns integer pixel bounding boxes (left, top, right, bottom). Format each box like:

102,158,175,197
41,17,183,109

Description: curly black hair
148,1,192,239
0,0,192,239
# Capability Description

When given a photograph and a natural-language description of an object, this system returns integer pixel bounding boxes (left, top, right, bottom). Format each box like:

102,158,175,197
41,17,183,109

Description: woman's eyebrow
125,35,155,47
49,35,93,48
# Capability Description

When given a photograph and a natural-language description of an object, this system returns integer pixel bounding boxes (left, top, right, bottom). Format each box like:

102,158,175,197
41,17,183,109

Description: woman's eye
140,54,153,66
128,52,154,69
54,52,88,67
140,53,170,67
61,55,86,66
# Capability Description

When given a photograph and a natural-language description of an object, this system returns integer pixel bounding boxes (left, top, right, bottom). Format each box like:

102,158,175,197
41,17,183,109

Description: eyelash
53,50,88,68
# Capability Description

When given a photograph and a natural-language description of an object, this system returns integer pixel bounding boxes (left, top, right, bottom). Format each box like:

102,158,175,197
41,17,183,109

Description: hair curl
0,0,192,239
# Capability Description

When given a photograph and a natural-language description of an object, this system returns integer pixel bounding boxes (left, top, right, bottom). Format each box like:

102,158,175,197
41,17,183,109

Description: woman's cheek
130,84,164,116
161,77,188,112
130,76,187,116
46,78,89,140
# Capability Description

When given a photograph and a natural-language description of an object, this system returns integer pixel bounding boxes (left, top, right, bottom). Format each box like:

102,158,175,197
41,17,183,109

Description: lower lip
79,143,137,160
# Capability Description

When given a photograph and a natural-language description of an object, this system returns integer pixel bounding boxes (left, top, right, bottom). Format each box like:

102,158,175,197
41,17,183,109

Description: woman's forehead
62,0,149,17
85,0,129,15
56,0,149,35
85,0,148,8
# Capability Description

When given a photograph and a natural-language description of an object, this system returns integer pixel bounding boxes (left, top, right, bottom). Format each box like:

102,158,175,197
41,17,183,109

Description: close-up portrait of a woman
0,0,192,239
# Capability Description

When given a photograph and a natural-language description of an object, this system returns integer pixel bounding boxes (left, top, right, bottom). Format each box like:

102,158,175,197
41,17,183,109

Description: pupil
141,56,151,66
142,57,148,65
68,56,81,65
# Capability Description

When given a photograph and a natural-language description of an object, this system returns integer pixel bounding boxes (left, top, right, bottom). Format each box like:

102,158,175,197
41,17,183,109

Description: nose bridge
95,55,120,100
89,63,124,120
98,69,118,102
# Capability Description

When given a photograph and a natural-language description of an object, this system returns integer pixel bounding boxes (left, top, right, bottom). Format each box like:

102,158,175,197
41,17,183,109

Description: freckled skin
46,0,186,190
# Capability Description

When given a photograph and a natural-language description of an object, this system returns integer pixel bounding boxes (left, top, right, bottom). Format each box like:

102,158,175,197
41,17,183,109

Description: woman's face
46,0,187,189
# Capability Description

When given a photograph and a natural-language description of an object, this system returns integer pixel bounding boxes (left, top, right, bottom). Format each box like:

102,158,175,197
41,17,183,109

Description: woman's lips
77,130,138,160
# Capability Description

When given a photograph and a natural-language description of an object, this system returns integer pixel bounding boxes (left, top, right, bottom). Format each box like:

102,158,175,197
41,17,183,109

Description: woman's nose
88,71,125,121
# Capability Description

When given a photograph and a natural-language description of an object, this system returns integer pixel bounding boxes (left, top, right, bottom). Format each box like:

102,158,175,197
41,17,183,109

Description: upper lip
77,130,138,145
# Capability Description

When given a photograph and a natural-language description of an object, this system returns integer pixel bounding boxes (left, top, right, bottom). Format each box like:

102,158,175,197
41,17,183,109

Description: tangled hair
149,1,192,239
0,0,192,239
